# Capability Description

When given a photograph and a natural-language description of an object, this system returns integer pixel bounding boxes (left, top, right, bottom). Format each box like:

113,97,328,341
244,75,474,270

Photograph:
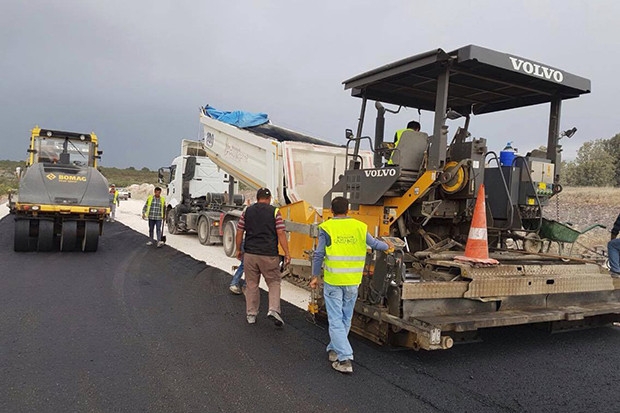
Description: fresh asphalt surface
1,216,619,413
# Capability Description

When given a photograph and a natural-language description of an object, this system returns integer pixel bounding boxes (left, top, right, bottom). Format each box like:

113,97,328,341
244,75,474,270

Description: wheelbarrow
522,218,606,256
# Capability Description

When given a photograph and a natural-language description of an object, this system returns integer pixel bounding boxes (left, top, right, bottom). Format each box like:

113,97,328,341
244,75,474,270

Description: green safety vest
388,128,412,165
319,218,368,286
145,195,166,218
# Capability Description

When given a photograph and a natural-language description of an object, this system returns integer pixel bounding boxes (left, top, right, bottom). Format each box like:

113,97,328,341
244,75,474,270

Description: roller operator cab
283,45,619,350
9,126,110,252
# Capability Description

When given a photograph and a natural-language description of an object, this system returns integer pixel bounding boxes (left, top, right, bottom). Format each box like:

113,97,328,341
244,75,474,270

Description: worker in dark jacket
608,213,620,277
235,188,291,326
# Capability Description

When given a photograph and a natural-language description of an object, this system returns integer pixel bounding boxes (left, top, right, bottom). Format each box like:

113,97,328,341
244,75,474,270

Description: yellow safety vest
112,190,118,204
145,195,166,218
388,128,411,165
319,218,368,286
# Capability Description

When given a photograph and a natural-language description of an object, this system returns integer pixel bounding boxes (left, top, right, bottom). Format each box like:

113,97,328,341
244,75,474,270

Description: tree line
562,133,620,187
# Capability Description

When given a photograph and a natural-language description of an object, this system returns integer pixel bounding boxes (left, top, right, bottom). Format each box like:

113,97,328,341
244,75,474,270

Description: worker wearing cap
236,187,291,326
387,120,421,165
108,184,119,222
310,196,392,374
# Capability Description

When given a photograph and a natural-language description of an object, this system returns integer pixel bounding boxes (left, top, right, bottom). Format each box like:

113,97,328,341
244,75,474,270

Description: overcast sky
1,1,618,170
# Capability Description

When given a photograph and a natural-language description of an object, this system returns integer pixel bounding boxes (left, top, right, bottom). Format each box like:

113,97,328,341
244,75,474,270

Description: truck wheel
14,219,32,252
37,220,55,252
197,216,210,245
60,220,78,252
223,220,237,257
82,221,99,252
167,207,180,235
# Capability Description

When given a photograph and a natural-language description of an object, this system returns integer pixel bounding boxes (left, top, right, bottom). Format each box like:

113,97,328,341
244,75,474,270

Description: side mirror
561,127,577,139
345,129,354,140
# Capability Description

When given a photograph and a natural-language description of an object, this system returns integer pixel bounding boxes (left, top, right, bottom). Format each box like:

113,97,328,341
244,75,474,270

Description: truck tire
37,220,55,252
14,219,32,252
82,221,99,252
167,207,180,235
223,220,237,257
197,216,210,245
60,220,78,252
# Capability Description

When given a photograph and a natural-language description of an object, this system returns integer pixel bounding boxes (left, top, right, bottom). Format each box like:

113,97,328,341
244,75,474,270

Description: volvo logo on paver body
508,57,564,83
364,169,397,178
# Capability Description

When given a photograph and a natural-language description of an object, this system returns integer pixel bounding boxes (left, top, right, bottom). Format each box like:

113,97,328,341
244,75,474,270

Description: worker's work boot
157,241,164,248
332,359,353,374
327,350,338,362
246,314,257,324
146,241,153,246
229,285,242,295
267,310,284,327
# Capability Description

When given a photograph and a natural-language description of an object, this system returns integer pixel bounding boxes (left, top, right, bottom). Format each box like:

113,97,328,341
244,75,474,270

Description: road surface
0,213,618,413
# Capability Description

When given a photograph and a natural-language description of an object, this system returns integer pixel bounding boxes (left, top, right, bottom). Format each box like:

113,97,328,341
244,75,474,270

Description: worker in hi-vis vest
142,186,166,248
387,120,421,165
310,196,392,374
108,184,119,222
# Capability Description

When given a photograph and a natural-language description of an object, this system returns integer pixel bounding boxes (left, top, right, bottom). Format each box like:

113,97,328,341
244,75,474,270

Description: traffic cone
454,184,499,265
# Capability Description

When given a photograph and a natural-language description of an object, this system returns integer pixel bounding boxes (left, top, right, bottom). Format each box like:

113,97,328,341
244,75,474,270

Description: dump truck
198,45,620,350
9,127,110,252
158,140,244,245
198,112,373,259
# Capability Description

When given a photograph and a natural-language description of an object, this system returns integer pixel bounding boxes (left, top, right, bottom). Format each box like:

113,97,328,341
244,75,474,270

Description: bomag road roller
9,126,110,252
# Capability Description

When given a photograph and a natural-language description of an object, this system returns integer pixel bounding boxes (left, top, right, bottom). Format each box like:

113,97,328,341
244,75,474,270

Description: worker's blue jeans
231,241,246,287
608,238,620,273
323,282,358,362
148,219,162,242
230,260,245,287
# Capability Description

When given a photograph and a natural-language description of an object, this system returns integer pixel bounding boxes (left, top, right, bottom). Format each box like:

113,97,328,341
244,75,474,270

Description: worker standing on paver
310,196,391,374
142,187,166,248
236,188,290,326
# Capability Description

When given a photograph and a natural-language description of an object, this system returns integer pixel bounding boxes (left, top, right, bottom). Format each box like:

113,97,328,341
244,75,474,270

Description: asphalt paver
1,216,618,413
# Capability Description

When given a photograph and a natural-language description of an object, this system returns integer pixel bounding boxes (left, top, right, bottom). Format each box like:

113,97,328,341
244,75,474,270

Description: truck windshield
35,137,93,166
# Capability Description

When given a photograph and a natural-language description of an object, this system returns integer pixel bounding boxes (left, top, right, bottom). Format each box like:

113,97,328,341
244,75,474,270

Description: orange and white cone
454,184,499,265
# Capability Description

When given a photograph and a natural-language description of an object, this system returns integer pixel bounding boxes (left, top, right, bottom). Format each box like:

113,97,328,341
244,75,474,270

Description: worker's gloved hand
309,276,319,290
612,234,617,241
142,214,146,220
236,250,244,261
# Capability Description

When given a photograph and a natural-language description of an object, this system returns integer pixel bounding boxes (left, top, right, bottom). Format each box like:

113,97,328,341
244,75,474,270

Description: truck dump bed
199,113,372,208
